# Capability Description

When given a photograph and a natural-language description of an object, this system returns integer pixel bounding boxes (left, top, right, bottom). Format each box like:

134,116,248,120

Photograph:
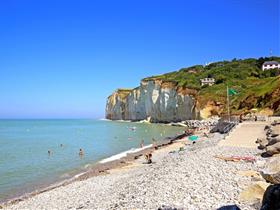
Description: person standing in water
152,138,157,146
48,150,51,156
140,140,144,148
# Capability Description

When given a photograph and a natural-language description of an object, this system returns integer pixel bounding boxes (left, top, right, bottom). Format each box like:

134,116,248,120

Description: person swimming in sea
79,148,84,157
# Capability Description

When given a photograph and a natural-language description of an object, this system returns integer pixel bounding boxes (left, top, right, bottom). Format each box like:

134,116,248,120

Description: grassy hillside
143,56,280,115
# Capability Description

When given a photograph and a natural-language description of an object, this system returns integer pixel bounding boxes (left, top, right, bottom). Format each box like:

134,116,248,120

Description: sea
0,119,184,202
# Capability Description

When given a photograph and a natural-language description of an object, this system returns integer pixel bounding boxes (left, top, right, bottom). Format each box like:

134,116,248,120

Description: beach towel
188,135,198,141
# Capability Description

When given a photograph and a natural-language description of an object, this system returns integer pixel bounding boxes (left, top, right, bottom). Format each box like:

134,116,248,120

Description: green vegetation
143,56,280,114
116,88,132,99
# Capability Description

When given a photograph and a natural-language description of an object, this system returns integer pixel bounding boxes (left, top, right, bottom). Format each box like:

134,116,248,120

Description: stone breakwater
3,133,261,210
170,118,219,128
106,80,198,123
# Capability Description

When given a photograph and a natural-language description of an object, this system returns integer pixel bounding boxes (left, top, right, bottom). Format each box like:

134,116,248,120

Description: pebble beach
3,128,264,210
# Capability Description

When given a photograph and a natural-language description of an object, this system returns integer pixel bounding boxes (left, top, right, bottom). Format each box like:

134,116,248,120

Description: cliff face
106,80,197,123
105,89,131,120
106,57,280,122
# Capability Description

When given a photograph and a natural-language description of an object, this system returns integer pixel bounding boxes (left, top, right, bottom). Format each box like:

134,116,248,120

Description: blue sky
0,0,279,119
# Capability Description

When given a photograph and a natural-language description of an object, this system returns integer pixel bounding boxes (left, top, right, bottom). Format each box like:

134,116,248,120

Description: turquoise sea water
0,119,184,202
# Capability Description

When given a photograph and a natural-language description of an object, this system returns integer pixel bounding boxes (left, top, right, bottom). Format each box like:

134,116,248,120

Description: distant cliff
106,80,197,123
106,57,280,122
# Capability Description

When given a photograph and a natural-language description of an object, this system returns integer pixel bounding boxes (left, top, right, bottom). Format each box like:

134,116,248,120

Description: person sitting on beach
185,129,194,136
79,148,84,157
203,132,209,138
145,153,152,164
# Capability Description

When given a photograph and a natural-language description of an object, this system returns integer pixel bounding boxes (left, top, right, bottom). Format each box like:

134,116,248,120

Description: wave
99,144,153,164
98,118,111,121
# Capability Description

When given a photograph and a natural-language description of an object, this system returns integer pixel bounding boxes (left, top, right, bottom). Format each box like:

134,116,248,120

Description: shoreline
4,130,258,209
3,123,264,209
0,133,187,207
3,121,268,209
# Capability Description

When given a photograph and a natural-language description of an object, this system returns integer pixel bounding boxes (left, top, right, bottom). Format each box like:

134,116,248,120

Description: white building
262,61,280,71
200,78,215,86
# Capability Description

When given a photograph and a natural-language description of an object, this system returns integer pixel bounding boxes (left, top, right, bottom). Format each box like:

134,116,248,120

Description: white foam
84,164,91,169
74,172,86,179
99,144,153,164
60,173,71,178
115,120,132,123
99,118,111,121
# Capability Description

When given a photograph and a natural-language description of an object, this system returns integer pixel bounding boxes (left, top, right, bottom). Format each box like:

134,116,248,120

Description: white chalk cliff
106,80,198,123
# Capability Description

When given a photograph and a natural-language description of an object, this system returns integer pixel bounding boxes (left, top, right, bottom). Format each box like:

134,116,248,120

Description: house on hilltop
262,61,280,71
200,77,215,86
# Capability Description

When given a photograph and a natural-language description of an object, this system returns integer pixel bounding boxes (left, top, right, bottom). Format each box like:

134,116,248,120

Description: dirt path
218,121,268,148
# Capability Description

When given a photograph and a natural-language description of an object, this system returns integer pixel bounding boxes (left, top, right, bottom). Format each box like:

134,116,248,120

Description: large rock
262,142,280,157
260,156,280,184
239,181,270,203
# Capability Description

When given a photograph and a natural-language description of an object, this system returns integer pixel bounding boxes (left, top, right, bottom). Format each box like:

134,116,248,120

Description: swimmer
79,148,84,156
60,144,63,147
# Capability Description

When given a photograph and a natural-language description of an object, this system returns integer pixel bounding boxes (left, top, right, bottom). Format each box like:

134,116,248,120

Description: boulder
237,170,262,181
210,121,236,134
260,156,280,184
261,142,280,157
256,138,268,150
267,137,280,146
264,125,271,130
260,184,280,210
239,181,270,203
256,137,280,150
267,125,280,136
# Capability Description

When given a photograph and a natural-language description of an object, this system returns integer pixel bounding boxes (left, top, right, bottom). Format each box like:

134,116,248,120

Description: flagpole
227,86,230,121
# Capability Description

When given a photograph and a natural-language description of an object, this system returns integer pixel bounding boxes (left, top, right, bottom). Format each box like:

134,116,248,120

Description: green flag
228,88,237,96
